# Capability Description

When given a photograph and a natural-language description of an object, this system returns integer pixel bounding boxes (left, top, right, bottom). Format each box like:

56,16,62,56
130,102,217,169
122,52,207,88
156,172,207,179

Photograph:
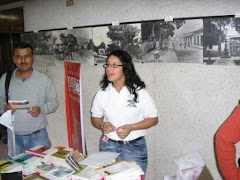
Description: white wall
13,0,240,179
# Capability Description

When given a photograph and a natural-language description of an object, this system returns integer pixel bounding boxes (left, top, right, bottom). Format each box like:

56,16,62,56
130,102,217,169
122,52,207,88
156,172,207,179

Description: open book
66,150,85,171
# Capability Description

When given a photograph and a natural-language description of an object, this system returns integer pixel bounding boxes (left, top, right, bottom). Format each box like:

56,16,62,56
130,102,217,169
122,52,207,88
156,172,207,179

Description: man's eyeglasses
14,54,31,60
103,64,123,68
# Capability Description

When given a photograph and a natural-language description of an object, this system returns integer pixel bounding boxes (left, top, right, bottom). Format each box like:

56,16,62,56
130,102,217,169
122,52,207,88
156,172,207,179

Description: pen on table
104,170,111,175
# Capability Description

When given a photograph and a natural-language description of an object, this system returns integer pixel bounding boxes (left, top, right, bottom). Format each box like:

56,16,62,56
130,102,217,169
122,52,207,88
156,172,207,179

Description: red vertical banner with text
64,61,85,155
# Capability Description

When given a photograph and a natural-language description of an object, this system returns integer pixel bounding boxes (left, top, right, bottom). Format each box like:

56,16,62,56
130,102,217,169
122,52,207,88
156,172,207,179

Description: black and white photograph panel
92,23,142,65
141,20,177,63
142,19,203,63
203,17,240,66
52,28,94,65
171,19,203,63
21,31,55,66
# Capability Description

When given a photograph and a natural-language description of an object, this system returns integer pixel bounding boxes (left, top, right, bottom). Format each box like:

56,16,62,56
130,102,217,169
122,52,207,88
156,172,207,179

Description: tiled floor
0,139,8,160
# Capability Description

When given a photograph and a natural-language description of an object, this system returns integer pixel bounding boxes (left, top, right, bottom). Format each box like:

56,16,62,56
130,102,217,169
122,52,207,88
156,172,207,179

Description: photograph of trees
21,31,55,66
203,17,240,65
52,28,94,65
20,15,240,66
92,23,142,65
141,19,203,63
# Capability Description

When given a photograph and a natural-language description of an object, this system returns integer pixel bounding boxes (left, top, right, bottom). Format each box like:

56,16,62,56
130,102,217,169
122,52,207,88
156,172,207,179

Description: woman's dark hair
100,50,145,102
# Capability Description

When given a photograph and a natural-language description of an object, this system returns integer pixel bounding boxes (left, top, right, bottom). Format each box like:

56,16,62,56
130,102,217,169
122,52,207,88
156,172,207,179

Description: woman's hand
116,125,132,139
100,121,115,134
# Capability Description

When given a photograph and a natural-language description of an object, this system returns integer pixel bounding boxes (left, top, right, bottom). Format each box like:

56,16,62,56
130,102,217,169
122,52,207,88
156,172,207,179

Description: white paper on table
80,151,120,167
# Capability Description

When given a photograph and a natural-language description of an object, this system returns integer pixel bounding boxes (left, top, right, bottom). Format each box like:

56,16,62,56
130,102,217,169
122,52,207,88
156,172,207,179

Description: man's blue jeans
100,135,148,179
15,127,51,155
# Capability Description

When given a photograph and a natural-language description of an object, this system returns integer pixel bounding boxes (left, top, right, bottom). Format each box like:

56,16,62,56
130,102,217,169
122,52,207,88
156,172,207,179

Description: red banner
64,61,85,155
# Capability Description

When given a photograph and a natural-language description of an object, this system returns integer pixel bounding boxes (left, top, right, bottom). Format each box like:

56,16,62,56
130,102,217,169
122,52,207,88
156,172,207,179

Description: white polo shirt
91,83,158,141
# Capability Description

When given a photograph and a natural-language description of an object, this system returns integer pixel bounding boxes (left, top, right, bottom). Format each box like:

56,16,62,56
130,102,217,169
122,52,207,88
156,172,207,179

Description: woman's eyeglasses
103,64,123,68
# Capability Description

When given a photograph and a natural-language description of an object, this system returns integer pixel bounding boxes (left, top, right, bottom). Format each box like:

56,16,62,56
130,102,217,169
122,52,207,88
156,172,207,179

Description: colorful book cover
8,153,40,166
23,173,48,180
34,163,57,176
25,145,51,157
46,165,74,180
0,160,21,173
8,153,33,165
51,149,72,160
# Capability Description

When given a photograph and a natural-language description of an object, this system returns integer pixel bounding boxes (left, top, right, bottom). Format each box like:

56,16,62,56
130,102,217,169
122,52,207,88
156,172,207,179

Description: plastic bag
175,151,205,180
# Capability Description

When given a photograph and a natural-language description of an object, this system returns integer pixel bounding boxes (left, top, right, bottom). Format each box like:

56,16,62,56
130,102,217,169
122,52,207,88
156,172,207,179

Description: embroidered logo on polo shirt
127,99,137,108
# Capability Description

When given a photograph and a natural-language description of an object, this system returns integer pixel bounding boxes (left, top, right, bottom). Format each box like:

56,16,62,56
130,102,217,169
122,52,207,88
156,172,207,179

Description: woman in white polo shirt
91,50,158,178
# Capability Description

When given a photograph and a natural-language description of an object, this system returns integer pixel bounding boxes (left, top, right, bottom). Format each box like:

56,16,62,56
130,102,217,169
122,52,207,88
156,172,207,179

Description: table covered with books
0,145,144,180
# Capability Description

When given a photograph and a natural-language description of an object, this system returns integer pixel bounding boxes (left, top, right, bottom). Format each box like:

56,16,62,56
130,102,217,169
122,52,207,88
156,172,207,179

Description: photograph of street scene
203,17,240,65
21,31,55,66
52,28,94,65
141,19,203,63
20,15,240,66
92,23,142,65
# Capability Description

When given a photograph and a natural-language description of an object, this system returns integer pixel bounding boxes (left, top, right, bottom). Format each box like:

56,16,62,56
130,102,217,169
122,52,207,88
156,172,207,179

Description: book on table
42,165,74,180
0,160,22,173
33,163,58,177
0,171,22,180
23,173,48,180
25,145,58,158
51,148,73,160
8,153,41,166
71,166,103,180
66,150,85,171
79,151,120,168
96,161,144,180
50,147,74,169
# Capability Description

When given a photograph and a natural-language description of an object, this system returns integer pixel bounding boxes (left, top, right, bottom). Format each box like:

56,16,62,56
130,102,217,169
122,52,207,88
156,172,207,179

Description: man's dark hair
13,42,34,55
100,50,145,102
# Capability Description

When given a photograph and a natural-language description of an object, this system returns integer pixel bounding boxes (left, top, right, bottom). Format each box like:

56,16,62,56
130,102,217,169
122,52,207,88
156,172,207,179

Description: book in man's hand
8,100,30,109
